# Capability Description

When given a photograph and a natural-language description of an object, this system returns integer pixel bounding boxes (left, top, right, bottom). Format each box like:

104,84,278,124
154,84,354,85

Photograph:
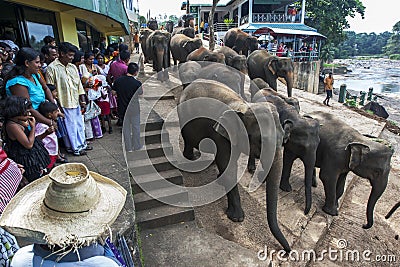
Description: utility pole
186,0,190,14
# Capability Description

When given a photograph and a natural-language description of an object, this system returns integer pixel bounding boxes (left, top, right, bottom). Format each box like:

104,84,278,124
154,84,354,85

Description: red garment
96,100,111,115
0,147,23,213
277,46,285,57
47,155,58,170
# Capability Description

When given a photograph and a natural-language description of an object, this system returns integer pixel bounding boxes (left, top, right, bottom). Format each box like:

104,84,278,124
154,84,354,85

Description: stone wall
293,60,321,94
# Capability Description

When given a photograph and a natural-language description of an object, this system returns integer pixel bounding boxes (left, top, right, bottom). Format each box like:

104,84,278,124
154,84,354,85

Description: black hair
38,101,58,117
5,47,40,84
1,96,31,120
58,42,77,54
72,51,84,64
0,42,11,51
127,63,139,75
119,50,131,61
43,36,55,45
96,53,105,59
84,51,94,60
47,84,56,92
40,44,57,56
39,53,45,62
118,43,128,52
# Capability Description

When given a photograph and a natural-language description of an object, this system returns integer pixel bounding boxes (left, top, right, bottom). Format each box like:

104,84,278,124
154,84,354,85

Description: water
333,59,400,94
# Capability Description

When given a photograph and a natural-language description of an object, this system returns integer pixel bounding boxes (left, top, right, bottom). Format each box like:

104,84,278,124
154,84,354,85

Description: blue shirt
6,75,45,110
11,244,121,267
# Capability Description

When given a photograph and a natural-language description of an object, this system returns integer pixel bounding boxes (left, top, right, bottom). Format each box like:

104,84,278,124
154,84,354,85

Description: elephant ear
282,119,294,144
268,58,278,76
213,110,245,146
345,143,370,169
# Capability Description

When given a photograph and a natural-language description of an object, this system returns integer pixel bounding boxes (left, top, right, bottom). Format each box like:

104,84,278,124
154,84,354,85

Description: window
23,6,58,51
76,19,101,52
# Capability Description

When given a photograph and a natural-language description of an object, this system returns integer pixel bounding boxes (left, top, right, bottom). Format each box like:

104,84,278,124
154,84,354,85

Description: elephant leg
319,168,339,216
335,172,348,207
280,149,297,192
181,126,195,160
247,155,256,174
312,168,317,187
215,141,244,222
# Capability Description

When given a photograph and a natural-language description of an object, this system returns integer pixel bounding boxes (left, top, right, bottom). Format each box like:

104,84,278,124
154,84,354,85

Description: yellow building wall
56,12,79,46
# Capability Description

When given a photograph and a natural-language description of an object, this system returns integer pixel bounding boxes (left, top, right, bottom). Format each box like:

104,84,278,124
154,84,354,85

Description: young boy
323,73,334,106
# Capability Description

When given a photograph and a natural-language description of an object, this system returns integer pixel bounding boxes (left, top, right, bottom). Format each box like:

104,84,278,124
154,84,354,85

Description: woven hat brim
0,171,127,246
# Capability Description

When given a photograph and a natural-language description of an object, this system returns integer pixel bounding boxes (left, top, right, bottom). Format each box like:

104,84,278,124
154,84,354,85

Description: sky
138,0,398,33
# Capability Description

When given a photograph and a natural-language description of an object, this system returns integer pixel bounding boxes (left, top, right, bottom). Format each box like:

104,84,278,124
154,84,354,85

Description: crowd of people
0,33,144,265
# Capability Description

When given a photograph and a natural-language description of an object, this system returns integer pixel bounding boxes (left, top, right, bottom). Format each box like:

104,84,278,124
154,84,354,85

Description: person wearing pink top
107,50,130,125
36,101,61,169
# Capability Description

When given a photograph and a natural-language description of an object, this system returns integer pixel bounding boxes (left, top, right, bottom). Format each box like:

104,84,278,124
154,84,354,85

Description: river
332,58,400,94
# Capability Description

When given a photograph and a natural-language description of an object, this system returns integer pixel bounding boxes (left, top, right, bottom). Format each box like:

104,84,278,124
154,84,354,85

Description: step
144,94,175,101
133,186,190,211
136,205,195,230
141,129,170,145
126,143,173,160
131,169,183,193
140,120,164,132
128,156,177,176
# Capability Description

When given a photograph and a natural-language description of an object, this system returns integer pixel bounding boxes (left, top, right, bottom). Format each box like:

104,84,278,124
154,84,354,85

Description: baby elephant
310,111,393,229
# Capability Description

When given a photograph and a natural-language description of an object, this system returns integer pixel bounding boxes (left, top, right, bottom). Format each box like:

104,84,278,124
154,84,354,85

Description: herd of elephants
139,22,400,252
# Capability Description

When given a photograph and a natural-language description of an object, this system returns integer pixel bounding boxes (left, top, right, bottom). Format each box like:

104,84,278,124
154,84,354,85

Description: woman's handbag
84,100,101,121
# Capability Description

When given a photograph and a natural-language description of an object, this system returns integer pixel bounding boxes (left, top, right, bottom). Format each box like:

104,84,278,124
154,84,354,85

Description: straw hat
0,163,127,247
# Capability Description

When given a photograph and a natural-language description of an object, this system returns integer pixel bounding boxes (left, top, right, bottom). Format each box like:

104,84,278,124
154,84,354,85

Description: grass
135,224,145,266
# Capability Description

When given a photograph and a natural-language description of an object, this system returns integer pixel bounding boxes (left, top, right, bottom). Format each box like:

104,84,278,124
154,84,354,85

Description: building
189,0,325,57
0,0,131,51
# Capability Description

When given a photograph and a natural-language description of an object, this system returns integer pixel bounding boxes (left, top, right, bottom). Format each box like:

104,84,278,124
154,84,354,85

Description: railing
263,50,319,62
213,22,238,32
240,13,300,25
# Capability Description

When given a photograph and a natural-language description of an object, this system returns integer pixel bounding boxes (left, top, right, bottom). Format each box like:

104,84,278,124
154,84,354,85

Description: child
48,84,69,162
2,96,50,182
95,75,113,134
36,101,61,170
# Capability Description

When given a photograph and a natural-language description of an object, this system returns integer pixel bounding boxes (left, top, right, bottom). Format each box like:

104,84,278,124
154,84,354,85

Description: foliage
169,15,179,24
139,16,146,25
335,31,391,58
299,0,365,45
223,18,234,25
319,43,336,63
389,54,400,60
384,21,400,55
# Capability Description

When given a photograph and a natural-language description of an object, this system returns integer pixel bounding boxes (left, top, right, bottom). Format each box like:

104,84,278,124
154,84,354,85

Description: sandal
56,156,69,163
85,146,93,151
73,150,87,156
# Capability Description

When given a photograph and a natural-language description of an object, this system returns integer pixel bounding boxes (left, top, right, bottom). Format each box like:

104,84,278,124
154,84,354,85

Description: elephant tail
385,201,400,219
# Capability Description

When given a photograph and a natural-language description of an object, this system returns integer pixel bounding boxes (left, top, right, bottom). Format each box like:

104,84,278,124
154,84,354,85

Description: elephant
178,78,291,252
139,28,153,63
186,47,226,64
224,28,258,56
247,50,294,97
252,78,300,112
386,201,400,219
165,20,174,33
147,20,158,31
172,27,195,38
147,30,171,80
216,46,248,74
170,34,203,65
308,111,393,229
178,61,201,88
252,89,320,215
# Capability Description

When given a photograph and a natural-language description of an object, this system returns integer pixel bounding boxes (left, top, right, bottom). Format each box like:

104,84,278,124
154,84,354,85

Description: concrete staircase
127,109,195,230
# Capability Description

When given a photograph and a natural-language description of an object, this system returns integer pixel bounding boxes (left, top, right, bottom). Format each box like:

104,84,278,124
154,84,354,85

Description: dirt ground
139,63,400,266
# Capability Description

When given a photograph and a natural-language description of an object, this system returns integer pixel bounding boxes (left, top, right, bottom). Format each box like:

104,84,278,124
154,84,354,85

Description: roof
189,0,232,6
241,23,326,39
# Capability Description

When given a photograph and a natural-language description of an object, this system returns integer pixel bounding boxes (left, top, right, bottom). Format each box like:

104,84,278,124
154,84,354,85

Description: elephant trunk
265,148,291,252
155,47,164,72
303,158,315,215
386,201,400,219
363,174,388,229
285,71,294,97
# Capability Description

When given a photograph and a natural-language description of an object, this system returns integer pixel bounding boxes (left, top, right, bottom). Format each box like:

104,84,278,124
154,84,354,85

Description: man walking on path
112,63,143,152
323,72,334,106
46,42,91,156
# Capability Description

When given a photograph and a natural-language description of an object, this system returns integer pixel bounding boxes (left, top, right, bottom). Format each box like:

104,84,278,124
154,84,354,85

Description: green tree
169,15,179,24
300,0,365,45
384,21,400,55
139,16,146,25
